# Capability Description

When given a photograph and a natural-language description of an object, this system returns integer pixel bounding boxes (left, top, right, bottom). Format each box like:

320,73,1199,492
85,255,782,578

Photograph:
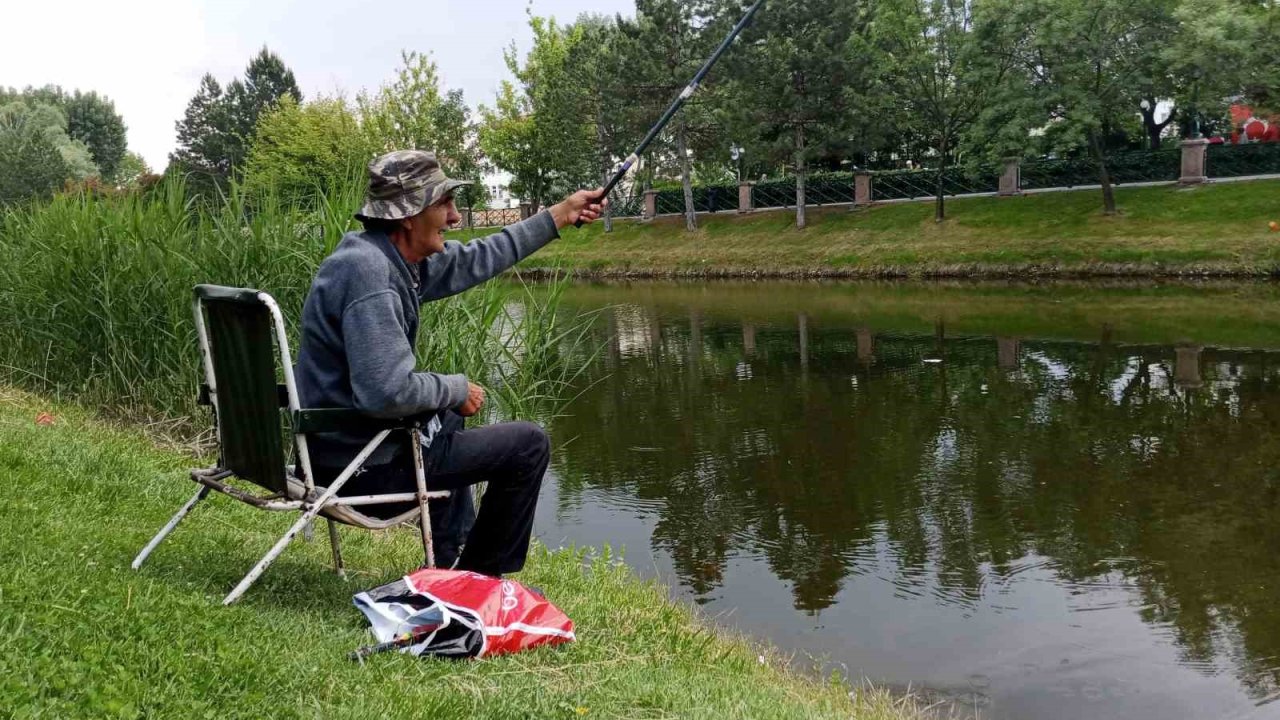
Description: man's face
401,195,461,261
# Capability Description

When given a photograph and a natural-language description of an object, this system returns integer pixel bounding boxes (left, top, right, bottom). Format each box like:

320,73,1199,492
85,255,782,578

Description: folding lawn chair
132,284,451,605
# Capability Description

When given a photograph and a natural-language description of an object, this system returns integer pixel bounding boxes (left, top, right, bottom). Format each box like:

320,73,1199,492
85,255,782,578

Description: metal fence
753,179,797,209
809,174,855,205
872,166,1001,201
753,173,856,207
604,144,1280,220
466,207,522,227
610,193,645,219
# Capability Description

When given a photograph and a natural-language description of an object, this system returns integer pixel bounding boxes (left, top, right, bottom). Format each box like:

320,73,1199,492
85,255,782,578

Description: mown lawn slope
0,388,923,720
459,180,1280,277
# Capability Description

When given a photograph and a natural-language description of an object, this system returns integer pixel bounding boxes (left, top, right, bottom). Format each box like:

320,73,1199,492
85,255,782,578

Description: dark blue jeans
316,412,550,577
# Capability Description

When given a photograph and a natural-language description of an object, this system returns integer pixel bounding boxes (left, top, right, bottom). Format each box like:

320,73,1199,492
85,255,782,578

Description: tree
114,151,152,189
0,85,128,179
621,0,711,231
169,73,233,193
986,0,1180,215
0,102,78,204
224,48,303,172
718,0,870,229
570,15,633,233
1243,1,1280,113
62,90,128,180
875,0,1018,221
359,51,481,184
242,94,376,203
479,16,596,213
169,48,300,193
1162,0,1278,134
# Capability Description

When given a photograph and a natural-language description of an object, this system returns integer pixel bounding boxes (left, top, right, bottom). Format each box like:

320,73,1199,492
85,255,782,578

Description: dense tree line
486,0,1279,225
169,47,488,208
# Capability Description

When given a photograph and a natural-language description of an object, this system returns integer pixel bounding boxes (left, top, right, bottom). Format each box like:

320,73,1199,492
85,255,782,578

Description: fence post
1179,138,1209,185
854,172,872,206
643,189,658,221
998,157,1022,196
738,181,755,213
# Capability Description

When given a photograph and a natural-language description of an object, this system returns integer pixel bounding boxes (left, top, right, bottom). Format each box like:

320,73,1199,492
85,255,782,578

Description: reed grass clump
0,177,593,434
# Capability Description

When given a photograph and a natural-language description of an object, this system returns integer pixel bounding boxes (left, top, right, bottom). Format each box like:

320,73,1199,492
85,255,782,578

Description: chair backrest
194,285,287,493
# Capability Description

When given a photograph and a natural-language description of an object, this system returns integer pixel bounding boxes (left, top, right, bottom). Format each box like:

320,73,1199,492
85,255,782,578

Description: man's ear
398,216,414,234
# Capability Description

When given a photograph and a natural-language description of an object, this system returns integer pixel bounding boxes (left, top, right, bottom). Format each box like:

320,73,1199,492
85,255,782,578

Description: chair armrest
293,408,435,434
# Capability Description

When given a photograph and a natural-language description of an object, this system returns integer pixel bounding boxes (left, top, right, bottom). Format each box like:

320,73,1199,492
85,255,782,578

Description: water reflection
543,284,1280,716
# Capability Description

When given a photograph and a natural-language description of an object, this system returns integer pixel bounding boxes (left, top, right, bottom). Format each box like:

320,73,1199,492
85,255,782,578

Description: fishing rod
576,0,766,227
349,625,441,663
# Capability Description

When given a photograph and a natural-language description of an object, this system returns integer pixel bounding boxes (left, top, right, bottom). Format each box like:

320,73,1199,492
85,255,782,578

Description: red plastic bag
353,568,575,659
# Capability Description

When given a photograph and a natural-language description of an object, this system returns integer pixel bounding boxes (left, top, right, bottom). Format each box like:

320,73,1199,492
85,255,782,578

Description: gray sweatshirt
294,210,559,467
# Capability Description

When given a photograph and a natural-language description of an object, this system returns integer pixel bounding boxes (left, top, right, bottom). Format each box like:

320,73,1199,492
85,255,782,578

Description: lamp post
730,144,744,183
1185,68,1204,140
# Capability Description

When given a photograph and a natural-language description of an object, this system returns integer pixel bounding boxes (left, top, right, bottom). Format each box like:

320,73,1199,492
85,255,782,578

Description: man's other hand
549,189,607,228
458,381,486,417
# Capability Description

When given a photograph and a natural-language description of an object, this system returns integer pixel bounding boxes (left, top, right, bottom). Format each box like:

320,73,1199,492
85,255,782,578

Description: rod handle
349,632,416,662
572,190,608,228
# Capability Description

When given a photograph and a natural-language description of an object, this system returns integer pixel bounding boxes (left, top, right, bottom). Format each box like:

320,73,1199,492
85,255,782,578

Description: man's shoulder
307,231,402,312
319,231,397,281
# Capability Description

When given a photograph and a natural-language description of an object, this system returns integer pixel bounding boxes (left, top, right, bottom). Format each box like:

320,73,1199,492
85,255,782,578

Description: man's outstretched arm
418,189,605,302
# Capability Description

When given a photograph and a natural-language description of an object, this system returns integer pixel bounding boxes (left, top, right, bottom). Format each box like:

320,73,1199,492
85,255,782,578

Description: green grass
0,387,925,719
454,180,1280,276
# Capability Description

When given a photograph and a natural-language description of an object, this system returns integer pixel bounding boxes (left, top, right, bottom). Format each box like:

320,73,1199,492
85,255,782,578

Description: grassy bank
0,387,926,719
460,179,1280,277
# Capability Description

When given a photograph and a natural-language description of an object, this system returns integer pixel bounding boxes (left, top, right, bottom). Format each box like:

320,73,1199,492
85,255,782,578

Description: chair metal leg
303,520,314,542
222,432,386,605
132,486,211,570
223,500,325,605
411,428,436,568
327,518,345,578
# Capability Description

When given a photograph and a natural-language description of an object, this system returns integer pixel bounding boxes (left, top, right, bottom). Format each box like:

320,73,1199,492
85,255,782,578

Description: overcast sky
1,0,634,172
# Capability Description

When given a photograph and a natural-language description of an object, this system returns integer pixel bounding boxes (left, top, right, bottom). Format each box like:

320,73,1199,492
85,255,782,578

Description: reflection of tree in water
550,306,1280,700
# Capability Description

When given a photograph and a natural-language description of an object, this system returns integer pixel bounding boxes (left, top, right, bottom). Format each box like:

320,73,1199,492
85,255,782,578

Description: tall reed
0,177,595,434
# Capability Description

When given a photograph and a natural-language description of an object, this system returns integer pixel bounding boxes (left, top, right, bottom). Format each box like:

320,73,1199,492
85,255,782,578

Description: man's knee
509,421,550,466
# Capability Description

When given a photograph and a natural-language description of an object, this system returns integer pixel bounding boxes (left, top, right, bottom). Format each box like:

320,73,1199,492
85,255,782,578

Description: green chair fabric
195,285,287,494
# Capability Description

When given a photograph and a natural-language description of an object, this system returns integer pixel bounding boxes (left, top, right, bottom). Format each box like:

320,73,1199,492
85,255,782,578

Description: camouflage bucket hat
355,150,471,221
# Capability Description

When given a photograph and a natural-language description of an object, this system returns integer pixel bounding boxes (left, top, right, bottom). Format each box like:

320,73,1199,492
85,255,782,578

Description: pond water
528,280,1280,720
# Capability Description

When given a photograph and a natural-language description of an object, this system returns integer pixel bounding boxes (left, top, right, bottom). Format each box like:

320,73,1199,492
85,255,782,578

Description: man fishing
294,149,604,578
